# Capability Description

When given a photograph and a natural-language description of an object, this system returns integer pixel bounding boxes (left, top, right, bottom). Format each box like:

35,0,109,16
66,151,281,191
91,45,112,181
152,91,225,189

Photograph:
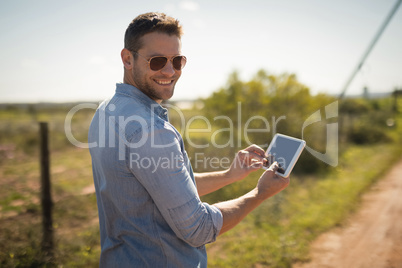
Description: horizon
0,89,395,107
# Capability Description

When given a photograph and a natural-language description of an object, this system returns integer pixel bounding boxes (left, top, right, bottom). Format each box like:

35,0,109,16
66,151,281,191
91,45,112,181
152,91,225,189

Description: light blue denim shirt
88,83,223,268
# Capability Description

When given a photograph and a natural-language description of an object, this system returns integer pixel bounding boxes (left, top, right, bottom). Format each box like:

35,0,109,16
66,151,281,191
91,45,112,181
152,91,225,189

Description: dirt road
295,159,402,268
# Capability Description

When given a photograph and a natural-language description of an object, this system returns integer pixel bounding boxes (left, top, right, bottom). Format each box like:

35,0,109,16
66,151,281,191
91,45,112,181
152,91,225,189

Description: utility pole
339,0,402,99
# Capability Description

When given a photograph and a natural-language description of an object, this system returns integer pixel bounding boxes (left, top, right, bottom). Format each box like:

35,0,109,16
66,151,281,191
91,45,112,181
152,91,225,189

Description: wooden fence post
39,122,53,255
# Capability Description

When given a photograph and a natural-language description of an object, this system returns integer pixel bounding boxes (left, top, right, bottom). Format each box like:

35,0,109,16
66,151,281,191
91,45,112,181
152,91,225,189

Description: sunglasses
133,51,187,71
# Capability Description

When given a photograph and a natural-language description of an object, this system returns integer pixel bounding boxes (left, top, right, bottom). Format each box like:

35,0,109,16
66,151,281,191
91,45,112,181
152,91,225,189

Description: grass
0,145,101,268
205,142,402,267
0,104,100,267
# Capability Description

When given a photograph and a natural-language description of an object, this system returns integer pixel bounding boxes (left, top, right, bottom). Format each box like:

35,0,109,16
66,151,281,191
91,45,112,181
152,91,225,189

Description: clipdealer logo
64,101,338,167
302,101,338,166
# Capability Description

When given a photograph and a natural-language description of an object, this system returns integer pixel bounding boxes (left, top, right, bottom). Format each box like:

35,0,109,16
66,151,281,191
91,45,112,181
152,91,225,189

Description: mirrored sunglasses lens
150,57,168,71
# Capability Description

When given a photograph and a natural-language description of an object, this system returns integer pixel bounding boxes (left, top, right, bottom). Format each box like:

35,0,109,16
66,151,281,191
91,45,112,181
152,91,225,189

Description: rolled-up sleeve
127,124,223,247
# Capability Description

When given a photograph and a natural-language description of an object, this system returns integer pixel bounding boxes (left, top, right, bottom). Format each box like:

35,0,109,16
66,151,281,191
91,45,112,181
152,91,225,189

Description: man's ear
121,48,133,70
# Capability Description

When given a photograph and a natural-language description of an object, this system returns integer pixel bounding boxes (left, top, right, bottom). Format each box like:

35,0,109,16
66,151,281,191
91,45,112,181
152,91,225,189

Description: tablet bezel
263,133,306,178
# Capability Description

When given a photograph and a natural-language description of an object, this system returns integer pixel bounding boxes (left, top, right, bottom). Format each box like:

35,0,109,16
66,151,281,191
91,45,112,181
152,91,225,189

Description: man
88,12,289,267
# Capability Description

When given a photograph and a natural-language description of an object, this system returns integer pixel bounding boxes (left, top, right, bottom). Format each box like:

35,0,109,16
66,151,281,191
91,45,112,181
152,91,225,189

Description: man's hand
256,161,290,200
226,144,267,182
194,144,267,197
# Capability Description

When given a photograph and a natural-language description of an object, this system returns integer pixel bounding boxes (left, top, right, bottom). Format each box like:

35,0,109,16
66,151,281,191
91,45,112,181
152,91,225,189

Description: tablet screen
264,134,305,177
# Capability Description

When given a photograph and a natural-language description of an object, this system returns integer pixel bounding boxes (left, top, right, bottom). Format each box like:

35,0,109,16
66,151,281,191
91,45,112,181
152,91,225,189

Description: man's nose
160,60,176,76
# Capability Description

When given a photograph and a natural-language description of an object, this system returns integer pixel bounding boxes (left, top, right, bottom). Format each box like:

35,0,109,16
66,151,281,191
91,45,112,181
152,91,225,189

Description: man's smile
154,79,174,85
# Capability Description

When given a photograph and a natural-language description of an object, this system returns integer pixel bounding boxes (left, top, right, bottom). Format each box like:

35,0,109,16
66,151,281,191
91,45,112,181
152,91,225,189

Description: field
0,96,401,267
0,104,100,267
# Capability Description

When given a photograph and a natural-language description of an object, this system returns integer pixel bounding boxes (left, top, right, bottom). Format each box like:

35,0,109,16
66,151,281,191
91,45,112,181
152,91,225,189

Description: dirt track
295,159,402,268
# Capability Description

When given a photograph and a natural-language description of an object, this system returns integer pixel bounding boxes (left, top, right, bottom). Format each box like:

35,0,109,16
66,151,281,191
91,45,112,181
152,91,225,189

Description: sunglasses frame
132,51,187,71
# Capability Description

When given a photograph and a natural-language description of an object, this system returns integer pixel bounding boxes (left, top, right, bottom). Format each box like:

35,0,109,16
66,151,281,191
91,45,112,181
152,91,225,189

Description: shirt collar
115,83,169,121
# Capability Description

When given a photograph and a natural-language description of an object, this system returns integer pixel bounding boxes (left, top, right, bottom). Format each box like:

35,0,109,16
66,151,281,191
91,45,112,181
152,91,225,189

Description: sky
0,0,401,103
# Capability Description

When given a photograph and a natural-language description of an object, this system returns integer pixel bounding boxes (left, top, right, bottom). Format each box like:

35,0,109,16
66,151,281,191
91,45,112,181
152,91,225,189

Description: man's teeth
156,80,172,85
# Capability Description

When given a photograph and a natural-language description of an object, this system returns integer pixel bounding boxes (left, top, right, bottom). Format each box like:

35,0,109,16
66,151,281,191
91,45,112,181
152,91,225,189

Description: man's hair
124,12,183,54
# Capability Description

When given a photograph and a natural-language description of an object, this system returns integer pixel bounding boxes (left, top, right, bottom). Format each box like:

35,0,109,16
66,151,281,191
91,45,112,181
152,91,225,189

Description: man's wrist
253,187,270,201
224,168,244,182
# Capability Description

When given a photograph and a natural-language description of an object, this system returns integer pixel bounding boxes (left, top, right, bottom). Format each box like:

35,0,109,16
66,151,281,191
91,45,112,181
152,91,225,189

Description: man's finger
250,160,264,169
268,161,279,172
244,144,265,157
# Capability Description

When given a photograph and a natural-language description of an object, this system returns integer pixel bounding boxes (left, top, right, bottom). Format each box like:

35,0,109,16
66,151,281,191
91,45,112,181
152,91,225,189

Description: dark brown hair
124,12,183,55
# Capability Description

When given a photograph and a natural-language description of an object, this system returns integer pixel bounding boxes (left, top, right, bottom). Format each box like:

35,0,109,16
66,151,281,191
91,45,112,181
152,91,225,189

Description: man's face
130,32,182,103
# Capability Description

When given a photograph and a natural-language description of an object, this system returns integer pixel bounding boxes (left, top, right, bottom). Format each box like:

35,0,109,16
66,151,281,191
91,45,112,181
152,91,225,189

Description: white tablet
263,133,306,178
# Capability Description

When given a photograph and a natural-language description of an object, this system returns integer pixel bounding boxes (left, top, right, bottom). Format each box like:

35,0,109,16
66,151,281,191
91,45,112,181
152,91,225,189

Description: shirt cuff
207,203,223,238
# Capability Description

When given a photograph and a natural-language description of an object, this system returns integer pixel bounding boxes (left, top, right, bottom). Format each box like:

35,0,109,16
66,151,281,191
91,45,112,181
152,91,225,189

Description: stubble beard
132,68,176,102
